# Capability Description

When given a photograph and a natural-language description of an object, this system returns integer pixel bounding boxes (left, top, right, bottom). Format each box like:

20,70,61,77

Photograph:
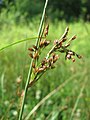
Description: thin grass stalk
18,0,49,120
35,0,48,47
70,76,88,120
0,37,43,52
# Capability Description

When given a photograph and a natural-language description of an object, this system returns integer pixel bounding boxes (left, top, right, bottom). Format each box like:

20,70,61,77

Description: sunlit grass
0,20,90,119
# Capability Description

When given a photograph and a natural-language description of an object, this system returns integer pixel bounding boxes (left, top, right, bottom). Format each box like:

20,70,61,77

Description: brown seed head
39,40,44,48
52,53,56,59
71,35,76,40
44,30,48,37
42,65,47,70
28,48,34,52
66,54,71,59
33,45,38,50
65,43,70,48
44,40,50,46
46,24,49,30
61,37,67,42
34,68,39,73
49,57,53,62
33,51,39,59
44,24,49,37
59,41,62,47
68,51,74,55
38,67,45,73
53,55,59,63
29,53,33,58
77,55,82,59
54,40,59,45
56,54,59,59
39,40,50,47
32,62,35,68
41,61,45,66
72,58,75,62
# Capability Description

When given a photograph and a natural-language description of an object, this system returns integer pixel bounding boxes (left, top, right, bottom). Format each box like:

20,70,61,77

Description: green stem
18,60,33,120
18,0,49,120
35,0,48,47
0,37,41,52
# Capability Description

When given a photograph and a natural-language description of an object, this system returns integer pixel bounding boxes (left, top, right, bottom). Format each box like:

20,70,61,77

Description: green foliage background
0,0,90,120
1,0,90,21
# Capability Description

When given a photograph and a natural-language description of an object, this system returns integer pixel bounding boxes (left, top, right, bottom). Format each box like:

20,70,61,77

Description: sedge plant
18,23,82,120
18,0,82,119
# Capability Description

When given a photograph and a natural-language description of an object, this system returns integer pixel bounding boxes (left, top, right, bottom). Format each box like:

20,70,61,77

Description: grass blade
0,37,40,52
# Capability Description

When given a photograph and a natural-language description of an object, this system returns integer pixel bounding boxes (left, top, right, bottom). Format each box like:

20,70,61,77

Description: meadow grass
0,20,90,120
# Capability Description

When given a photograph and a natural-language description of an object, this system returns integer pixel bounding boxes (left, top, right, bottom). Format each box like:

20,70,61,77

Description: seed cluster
48,27,82,62
28,44,58,75
28,25,82,88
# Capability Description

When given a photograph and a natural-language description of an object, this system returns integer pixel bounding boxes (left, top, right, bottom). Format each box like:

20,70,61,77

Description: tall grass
0,9,90,120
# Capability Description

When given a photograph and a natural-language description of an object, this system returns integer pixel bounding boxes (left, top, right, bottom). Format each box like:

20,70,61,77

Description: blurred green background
0,0,90,120
1,0,90,22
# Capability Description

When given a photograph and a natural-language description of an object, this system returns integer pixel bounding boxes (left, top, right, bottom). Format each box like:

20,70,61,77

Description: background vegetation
1,0,90,21
0,0,90,120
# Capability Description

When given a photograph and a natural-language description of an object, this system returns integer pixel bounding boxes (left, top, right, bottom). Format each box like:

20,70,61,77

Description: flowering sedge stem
18,0,49,119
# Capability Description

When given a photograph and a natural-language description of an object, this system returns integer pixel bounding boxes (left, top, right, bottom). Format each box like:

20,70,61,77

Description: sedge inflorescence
28,25,82,88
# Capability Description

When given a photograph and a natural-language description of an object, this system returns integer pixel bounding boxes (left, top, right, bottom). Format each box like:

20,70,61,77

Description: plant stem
18,60,33,120
18,0,49,120
35,0,48,47
0,37,43,52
